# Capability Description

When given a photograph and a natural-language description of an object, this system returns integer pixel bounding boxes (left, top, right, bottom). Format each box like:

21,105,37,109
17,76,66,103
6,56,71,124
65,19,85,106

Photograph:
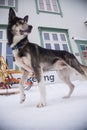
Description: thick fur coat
7,8,87,107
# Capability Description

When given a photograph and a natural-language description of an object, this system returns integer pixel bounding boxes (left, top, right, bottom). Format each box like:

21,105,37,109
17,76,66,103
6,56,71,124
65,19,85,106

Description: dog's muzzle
20,25,33,35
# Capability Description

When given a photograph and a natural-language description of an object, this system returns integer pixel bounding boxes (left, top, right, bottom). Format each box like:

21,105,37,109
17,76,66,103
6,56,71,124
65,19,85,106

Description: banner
13,70,59,85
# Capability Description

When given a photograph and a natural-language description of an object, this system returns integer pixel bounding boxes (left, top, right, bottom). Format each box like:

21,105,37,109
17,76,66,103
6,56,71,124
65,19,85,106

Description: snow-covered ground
0,80,87,130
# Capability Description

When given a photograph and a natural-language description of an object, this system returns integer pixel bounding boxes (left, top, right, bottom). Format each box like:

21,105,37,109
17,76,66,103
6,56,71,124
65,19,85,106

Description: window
62,44,68,51
0,0,15,7
74,40,87,65
36,0,63,16
43,31,69,51
80,45,85,51
6,44,13,55
52,33,58,41
0,29,7,58
60,34,66,41
54,43,60,50
0,27,18,69
0,31,3,39
8,0,14,6
80,44,87,58
6,44,13,69
0,0,18,11
6,56,13,69
52,0,58,12
0,0,5,6
44,33,50,40
39,0,44,10
45,43,51,49
46,0,51,11
39,27,72,52
0,42,2,55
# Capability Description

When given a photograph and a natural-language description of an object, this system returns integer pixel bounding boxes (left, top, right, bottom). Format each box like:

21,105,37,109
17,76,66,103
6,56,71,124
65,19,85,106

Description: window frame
75,40,87,65
0,24,14,69
0,31,3,39
6,44,13,69
0,0,18,11
35,0,63,17
0,42,2,55
38,26,73,53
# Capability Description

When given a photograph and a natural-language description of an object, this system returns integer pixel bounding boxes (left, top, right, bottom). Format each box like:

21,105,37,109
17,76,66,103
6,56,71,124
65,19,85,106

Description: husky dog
7,8,87,107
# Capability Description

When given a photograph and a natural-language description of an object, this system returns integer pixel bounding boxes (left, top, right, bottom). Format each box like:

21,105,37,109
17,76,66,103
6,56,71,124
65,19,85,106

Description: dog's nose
28,25,33,33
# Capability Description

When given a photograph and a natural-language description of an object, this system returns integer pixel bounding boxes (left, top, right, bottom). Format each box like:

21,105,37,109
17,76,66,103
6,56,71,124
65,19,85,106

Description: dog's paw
20,94,26,103
37,102,46,108
62,95,70,99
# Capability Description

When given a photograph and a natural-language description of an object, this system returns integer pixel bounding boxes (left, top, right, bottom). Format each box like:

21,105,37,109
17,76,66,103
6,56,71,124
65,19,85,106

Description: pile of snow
0,80,87,130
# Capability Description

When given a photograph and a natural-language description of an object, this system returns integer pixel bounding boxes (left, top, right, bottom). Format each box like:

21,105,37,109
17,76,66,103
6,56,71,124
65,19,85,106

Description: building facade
0,0,87,82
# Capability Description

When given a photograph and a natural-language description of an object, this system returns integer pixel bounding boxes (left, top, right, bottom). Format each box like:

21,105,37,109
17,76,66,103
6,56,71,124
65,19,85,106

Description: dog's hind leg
58,68,75,98
19,69,29,103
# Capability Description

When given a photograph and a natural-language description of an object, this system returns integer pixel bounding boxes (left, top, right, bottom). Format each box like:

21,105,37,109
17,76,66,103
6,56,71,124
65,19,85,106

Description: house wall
17,0,87,61
0,0,87,82
0,0,87,52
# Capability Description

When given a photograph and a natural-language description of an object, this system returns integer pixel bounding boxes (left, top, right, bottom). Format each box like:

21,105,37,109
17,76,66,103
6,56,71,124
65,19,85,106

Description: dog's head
7,8,33,46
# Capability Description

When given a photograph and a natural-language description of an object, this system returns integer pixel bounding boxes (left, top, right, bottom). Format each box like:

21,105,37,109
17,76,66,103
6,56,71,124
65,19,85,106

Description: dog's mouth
20,29,29,35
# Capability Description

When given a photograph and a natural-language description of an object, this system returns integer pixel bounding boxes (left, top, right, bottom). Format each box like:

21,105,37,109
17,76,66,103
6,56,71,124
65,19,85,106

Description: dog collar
11,37,27,50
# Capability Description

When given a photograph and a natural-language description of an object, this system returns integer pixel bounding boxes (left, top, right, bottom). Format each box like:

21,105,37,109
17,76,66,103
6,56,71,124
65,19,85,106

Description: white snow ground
0,80,87,130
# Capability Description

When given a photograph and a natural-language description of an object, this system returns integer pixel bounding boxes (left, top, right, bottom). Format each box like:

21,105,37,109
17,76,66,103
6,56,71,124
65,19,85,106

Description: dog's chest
12,49,19,58
12,49,31,66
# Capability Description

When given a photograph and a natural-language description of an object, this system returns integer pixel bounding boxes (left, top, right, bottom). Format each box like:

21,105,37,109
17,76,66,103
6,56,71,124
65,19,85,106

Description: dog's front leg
19,69,29,103
37,68,46,108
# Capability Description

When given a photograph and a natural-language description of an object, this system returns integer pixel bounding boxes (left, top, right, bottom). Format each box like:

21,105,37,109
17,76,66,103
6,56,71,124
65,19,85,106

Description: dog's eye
19,21,24,25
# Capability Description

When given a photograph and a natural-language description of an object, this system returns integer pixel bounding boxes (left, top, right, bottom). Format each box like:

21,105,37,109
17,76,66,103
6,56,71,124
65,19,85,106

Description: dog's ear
9,8,16,22
24,15,28,23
